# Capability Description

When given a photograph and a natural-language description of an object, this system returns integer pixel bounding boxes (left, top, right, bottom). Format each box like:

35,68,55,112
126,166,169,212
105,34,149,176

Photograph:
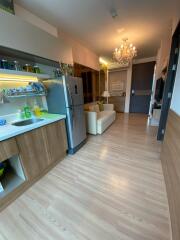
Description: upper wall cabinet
0,11,73,63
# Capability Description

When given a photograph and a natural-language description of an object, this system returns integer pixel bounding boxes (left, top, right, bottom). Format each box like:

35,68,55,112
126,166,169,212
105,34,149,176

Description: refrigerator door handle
67,86,74,106
70,107,74,130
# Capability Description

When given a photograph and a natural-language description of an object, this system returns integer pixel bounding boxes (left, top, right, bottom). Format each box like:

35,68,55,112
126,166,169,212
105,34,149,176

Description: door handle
132,89,135,95
67,86,73,106
70,107,74,130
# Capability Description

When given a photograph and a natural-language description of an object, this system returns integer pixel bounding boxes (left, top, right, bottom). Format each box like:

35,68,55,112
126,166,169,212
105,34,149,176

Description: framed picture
0,0,15,14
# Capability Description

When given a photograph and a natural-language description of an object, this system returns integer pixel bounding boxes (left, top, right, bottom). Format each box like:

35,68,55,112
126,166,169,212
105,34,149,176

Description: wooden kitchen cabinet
16,127,50,180
0,120,67,211
0,138,19,163
16,120,67,180
44,120,67,164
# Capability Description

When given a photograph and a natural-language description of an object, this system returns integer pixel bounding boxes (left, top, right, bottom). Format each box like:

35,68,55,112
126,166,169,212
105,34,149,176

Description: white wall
59,31,100,71
125,63,133,113
133,57,156,65
171,55,180,116
72,42,100,71
15,4,99,70
1,5,99,69
155,16,179,80
170,13,180,116
14,4,58,38
172,2,180,34
14,5,73,64
0,10,73,63
155,26,172,80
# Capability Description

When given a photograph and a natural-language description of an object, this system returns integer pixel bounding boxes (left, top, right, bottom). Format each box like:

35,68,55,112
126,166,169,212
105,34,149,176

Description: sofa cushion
97,111,115,121
97,111,115,119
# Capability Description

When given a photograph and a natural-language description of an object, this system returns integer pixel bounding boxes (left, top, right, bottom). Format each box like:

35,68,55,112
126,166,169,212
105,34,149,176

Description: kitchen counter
0,113,66,142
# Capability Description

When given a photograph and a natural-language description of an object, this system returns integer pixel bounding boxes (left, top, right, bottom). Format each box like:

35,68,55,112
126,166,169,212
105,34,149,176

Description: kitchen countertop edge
0,114,66,142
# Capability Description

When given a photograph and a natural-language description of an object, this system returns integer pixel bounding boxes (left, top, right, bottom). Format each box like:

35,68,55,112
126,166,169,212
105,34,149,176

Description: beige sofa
85,104,116,135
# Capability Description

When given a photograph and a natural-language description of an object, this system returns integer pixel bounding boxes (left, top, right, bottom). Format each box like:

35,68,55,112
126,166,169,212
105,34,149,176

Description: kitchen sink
12,118,44,127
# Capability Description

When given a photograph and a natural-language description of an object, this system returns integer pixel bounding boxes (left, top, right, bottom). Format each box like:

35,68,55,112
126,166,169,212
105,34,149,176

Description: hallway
0,114,171,240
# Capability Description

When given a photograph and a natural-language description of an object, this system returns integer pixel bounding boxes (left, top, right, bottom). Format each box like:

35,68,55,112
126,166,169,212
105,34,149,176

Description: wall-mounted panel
161,110,180,240
0,11,72,63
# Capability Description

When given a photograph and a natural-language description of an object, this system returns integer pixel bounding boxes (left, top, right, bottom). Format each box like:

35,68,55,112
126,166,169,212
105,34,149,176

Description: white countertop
0,113,66,142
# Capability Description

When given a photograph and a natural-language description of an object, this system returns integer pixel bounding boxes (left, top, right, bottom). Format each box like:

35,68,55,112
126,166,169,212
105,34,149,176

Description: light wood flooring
0,114,171,240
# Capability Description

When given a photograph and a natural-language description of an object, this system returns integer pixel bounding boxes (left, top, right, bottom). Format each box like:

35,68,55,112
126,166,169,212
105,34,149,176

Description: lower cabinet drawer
16,127,49,180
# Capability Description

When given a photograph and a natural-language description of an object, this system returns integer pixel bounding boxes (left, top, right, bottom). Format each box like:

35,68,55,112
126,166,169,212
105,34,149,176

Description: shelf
0,68,51,81
0,155,26,199
6,93,46,98
0,168,25,199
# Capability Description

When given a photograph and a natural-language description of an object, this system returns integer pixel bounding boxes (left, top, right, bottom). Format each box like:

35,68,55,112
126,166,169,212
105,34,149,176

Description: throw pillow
94,105,100,113
98,102,104,111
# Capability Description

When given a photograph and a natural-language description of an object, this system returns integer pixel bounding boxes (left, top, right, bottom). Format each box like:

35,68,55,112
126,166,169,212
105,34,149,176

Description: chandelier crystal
113,38,137,66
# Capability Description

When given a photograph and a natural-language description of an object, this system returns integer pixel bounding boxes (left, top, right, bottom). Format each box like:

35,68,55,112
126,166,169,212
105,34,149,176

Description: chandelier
113,38,137,66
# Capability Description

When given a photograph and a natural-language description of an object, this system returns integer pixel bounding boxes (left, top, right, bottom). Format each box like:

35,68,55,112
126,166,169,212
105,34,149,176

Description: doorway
157,22,180,140
130,61,155,114
108,69,127,112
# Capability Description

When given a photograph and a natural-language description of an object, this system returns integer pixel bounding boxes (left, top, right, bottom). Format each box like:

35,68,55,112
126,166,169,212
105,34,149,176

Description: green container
0,162,5,178
24,106,32,118
0,168,4,177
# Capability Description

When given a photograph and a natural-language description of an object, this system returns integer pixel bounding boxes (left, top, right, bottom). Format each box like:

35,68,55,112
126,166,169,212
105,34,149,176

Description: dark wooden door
81,71,93,103
130,62,155,114
157,22,180,141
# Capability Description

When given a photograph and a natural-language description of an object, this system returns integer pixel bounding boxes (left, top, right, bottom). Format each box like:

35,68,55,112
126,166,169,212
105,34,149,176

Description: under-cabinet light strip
0,74,38,82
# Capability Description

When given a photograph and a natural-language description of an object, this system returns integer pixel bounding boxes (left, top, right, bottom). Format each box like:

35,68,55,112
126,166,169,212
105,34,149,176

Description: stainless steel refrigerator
44,76,87,154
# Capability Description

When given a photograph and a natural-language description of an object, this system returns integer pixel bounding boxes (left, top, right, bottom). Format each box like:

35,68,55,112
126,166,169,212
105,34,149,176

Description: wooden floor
0,114,171,240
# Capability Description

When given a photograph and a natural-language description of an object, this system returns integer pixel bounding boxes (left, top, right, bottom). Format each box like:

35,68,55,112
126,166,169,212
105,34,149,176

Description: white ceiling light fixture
113,38,137,66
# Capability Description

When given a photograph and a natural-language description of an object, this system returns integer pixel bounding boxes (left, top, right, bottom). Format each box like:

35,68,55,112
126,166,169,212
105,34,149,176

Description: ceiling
15,0,178,60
